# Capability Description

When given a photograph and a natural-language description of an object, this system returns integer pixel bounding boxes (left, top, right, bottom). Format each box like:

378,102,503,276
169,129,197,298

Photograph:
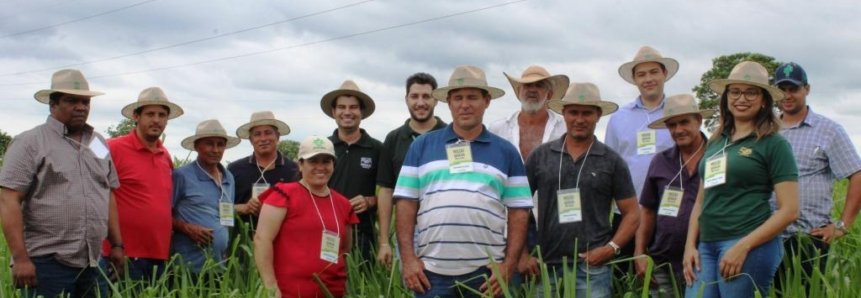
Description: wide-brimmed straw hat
708,61,785,101
181,119,241,150
320,80,376,119
648,94,716,129
432,65,505,102
236,111,291,139
503,65,569,101
34,69,105,104
548,82,619,116
618,46,680,85
297,135,336,161
121,87,184,120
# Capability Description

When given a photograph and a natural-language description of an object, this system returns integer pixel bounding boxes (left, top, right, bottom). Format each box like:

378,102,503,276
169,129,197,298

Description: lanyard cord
666,139,706,190
255,156,277,184
302,180,340,237
196,160,227,202
558,134,595,190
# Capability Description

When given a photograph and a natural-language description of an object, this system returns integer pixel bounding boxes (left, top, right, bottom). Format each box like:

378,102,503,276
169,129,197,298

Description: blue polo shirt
171,160,235,273
393,124,532,276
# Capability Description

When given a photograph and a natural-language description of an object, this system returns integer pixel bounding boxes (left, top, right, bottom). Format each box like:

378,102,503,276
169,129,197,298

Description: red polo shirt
101,130,174,259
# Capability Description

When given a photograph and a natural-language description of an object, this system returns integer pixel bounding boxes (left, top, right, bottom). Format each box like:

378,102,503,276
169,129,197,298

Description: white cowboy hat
503,65,569,101
121,87,184,120
432,65,505,102
708,61,786,101
618,46,680,85
548,82,619,116
181,119,241,150
320,80,376,119
235,111,291,139
34,69,105,104
648,94,716,129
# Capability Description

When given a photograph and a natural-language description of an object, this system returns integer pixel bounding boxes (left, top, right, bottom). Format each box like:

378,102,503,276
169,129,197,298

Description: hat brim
121,101,184,120
707,79,786,101
236,119,291,139
618,58,680,85
504,73,570,101
181,134,241,151
547,100,619,116
34,89,105,104
647,110,717,129
432,85,506,103
320,89,376,119
297,151,337,161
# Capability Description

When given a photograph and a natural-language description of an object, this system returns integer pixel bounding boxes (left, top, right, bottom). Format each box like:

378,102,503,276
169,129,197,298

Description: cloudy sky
1,0,859,162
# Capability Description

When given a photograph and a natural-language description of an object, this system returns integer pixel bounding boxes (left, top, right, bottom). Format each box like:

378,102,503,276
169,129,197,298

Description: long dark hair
710,85,781,142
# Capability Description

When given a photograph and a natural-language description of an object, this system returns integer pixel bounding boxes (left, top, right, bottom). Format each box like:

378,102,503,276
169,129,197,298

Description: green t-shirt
698,131,797,242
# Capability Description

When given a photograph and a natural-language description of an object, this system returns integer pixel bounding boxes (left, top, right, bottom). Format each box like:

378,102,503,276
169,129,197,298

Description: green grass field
0,180,857,297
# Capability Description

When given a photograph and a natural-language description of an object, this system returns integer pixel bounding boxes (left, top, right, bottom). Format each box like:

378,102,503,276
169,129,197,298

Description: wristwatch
608,241,621,255
835,220,850,235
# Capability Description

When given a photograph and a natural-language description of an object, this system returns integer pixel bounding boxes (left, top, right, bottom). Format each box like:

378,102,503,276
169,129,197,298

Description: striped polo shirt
394,124,532,276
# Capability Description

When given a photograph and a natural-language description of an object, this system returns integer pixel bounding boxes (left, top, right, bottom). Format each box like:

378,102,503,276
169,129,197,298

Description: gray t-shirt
525,135,635,264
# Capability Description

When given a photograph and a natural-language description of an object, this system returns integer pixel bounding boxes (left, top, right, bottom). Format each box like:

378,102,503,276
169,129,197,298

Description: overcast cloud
1,0,859,162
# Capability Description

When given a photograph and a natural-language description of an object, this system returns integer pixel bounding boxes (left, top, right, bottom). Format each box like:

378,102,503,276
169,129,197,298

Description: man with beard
375,73,446,267
0,69,123,298
99,87,184,282
771,62,861,295
322,80,384,262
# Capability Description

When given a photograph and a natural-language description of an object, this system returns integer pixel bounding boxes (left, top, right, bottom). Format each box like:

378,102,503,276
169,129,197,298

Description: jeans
650,266,685,298
19,255,104,298
98,257,167,291
415,267,491,298
534,262,612,298
685,236,783,298
773,234,829,297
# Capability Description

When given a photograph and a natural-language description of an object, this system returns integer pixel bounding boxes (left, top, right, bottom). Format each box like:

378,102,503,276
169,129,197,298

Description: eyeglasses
727,89,762,100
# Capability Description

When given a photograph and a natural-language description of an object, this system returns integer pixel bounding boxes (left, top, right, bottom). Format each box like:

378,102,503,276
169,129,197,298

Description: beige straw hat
121,87,184,120
34,69,105,104
320,80,376,119
618,46,680,85
648,94,716,129
235,111,291,139
548,82,619,116
181,119,241,150
708,61,785,101
503,65,569,101
432,65,505,102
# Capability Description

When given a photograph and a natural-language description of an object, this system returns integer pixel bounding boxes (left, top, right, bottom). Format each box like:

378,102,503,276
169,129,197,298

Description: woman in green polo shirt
682,61,799,298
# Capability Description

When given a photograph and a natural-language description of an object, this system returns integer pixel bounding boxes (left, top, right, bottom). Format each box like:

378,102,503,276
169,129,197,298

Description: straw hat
320,80,376,119
120,87,184,120
647,94,716,129
708,61,785,101
548,82,619,116
432,65,505,102
618,46,680,85
34,69,105,104
297,135,336,160
181,119,241,150
503,65,569,101
235,111,291,139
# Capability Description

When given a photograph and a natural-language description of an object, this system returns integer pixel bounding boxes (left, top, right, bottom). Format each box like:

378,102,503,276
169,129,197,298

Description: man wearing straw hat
375,73,446,267
605,46,678,264
0,69,123,298
527,82,639,298
97,87,184,283
634,94,712,298
321,80,384,262
228,111,297,228
395,65,532,297
171,119,240,274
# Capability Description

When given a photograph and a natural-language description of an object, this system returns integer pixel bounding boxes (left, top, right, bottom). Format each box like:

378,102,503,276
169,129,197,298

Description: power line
0,0,374,77
0,0,529,88
0,0,156,39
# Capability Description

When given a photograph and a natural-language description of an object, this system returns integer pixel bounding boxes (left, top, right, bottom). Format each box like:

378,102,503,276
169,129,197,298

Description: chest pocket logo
739,147,753,157
360,157,372,169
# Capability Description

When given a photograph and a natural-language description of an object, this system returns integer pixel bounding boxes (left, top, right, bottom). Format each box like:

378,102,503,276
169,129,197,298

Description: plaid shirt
0,116,119,268
774,108,861,235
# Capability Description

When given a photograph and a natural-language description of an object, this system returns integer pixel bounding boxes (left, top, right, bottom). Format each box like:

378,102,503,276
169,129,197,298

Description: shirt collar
128,129,165,153
45,115,94,138
664,132,709,161
549,134,607,157
782,105,822,129
632,94,667,111
331,128,374,148
194,160,231,185
398,116,447,140
246,151,286,167
442,123,493,143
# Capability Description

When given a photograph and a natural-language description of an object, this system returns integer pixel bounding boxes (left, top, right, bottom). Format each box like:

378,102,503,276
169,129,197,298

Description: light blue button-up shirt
171,160,235,273
604,96,674,201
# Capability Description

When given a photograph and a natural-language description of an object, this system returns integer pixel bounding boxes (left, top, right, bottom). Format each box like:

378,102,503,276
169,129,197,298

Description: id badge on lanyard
557,188,582,223
704,154,727,189
446,142,474,174
252,183,269,203
637,130,657,155
320,230,340,263
658,187,684,217
219,202,234,227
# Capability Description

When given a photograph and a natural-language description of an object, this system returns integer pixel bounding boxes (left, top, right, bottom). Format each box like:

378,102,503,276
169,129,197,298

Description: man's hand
634,255,657,288
237,200,261,216
182,223,214,245
376,243,393,269
811,224,845,244
402,256,431,294
481,261,515,297
350,195,369,214
578,245,615,267
109,246,126,279
518,255,540,278
12,258,37,289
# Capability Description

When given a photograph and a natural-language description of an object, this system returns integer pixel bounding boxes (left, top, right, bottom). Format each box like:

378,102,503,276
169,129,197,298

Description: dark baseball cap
774,62,808,86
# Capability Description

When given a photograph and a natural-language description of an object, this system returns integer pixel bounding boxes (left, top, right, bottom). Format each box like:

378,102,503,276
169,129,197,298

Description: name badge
89,137,110,159
704,154,727,189
219,202,234,227
557,188,582,223
320,230,340,263
446,142,474,174
637,130,657,155
252,183,269,203
658,187,684,217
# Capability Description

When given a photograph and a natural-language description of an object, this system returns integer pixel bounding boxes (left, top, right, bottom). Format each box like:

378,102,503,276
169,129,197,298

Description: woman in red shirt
255,136,359,298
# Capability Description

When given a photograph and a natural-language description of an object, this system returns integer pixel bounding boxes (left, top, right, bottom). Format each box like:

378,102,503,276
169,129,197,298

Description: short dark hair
405,72,438,94
133,105,171,116
48,92,63,106
331,95,366,111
